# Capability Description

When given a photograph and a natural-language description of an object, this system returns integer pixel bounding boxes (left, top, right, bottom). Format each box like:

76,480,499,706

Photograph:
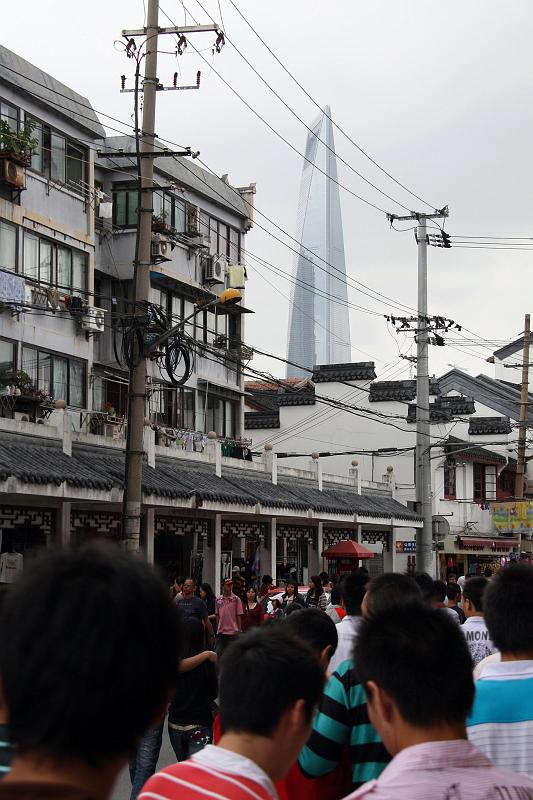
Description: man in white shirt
328,572,368,673
461,576,497,667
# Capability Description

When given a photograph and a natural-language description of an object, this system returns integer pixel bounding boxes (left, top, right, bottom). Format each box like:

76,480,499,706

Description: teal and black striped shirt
298,659,390,789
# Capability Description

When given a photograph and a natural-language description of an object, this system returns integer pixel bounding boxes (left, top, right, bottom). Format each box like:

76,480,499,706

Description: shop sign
396,540,416,553
490,501,533,533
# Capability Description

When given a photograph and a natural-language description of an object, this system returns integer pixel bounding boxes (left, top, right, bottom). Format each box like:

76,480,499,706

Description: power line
224,0,438,210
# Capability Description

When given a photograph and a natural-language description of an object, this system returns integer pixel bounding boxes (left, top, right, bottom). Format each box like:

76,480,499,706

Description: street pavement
112,727,176,800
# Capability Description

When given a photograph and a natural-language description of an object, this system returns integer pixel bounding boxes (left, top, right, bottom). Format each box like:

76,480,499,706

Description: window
28,117,87,193
0,338,16,385
21,346,86,407
183,388,195,429
498,469,515,498
229,228,240,263
443,459,456,499
0,100,18,133
22,231,87,294
0,221,17,272
114,186,185,230
473,463,497,501
200,391,238,436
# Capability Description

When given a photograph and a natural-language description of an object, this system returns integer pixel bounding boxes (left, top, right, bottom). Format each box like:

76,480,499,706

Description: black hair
431,580,447,604
330,585,343,606
262,574,273,585
484,563,533,654
355,603,475,726
285,580,299,596
446,583,462,602
340,572,367,616
245,585,258,607
484,568,493,578
284,601,304,616
462,577,488,612
175,575,185,586
200,582,215,601
180,615,206,658
283,608,338,659
0,544,182,763
219,626,324,736
412,572,435,604
309,575,324,600
365,573,422,616
319,571,330,584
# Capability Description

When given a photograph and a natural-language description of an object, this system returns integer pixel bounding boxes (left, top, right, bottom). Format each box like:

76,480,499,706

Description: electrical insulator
120,75,126,90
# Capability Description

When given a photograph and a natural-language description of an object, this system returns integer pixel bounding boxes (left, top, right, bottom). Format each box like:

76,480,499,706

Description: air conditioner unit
185,203,200,236
203,254,226,285
0,158,25,189
80,306,105,333
151,234,172,263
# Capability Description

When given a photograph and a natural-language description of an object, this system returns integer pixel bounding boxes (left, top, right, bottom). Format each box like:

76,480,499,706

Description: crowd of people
0,547,533,800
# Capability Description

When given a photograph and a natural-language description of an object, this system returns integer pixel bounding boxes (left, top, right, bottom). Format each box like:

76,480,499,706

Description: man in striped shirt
299,573,422,790
342,603,533,799
140,626,324,800
467,562,533,774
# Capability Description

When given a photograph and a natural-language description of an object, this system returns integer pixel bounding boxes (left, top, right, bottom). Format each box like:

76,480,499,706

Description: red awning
322,540,375,560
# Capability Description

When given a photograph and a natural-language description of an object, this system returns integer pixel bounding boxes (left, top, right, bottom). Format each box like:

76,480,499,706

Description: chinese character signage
396,540,417,553
490,501,533,533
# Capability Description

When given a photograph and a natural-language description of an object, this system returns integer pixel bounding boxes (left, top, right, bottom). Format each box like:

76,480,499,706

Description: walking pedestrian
140,627,324,800
168,617,218,763
231,566,246,601
242,586,265,631
281,579,305,611
325,585,347,624
0,545,182,800
300,573,421,792
446,583,466,624
328,573,367,673
461,577,497,667
176,577,215,647
467,563,533,774
199,582,217,633
215,578,243,654
340,603,533,799
431,580,461,624
305,575,327,611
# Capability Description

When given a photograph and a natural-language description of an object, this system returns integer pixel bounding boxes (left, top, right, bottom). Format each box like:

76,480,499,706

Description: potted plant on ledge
152,211,176,236
0,119,37,167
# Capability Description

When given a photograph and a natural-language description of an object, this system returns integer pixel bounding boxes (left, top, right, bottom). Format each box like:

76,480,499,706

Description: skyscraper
286,106,351,378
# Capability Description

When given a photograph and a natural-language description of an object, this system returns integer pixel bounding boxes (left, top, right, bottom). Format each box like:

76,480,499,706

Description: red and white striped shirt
139,744,278,800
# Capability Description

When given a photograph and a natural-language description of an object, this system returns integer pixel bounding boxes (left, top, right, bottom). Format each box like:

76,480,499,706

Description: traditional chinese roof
312,362,376,383
468,416,512,436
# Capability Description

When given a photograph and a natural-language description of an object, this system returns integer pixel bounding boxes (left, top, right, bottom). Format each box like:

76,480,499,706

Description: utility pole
515,313,531,499
120,6,222,552
387,207,449,576
122,0,159,553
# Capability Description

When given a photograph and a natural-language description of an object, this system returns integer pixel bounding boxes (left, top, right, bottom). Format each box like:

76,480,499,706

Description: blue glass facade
286,107,351,378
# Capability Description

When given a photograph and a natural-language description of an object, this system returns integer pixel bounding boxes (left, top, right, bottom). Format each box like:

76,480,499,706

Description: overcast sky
3,1,532,382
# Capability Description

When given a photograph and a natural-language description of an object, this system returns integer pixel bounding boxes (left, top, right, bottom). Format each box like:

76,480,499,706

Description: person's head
361,573,422,619
223,578,233,596
355,604,474,756
200,582,214,602
462,577,488,618
484,567,493,579
319,571,330,585
218,626,324,780
174,575,185,594
412,572,435,604
246,586,258,605
0,545,181,773
286,580,298,597
340,572,367,616
232,566,241,578
272,598,282,611
180,615,206,658
262,574,273,587
283,608,338,671
284,601,304,616
330,585,343,607
448,573,457,584
182,577,195,597
446,583,462,605
430,580,447,606
484,562,533,657
309,575,323,596
323,580,333,594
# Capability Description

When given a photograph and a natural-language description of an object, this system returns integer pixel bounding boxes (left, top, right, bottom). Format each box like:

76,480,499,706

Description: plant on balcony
0,369,33,391
152,212,176,235
102,401,116,416
0,120,38,165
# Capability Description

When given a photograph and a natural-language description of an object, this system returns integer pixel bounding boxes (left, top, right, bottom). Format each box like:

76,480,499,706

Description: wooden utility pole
515,313,531,499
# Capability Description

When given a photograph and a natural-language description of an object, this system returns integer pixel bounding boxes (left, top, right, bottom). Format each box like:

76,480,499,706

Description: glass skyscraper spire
286,106,351,378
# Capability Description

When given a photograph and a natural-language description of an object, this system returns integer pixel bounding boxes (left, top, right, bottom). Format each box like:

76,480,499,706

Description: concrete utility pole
122,0,160,553
121,7,221,552
387,207,449,576
515,313,531,499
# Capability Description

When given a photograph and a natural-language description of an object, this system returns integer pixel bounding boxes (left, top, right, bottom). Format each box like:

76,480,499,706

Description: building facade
286,106,351,377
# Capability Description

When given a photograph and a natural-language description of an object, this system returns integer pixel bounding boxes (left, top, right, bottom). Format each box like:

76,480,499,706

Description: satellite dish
432,515,450,539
